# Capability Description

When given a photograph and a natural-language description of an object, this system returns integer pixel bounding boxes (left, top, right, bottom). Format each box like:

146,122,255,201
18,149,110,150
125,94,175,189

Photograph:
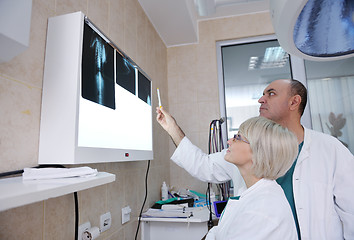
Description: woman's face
224,133,253,168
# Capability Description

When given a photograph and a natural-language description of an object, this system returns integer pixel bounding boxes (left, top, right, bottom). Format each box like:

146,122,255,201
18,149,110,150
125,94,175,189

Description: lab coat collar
238,178,271,199
296,126,311,165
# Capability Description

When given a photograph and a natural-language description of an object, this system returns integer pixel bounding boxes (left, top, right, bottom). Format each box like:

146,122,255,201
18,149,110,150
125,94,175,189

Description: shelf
0,172,115,212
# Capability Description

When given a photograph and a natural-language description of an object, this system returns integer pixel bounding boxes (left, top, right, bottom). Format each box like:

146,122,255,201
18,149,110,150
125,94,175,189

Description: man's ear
289,95,301,111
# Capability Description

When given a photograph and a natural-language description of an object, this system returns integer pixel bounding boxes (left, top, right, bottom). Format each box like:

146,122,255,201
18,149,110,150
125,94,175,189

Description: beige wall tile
195,73,219,103
145,22,157,78
106,227,124,239
109,0,125,49
79,185,107,227
87,0,109,35
44,194,75,240
136,4,148,70
177,71,198,104
170,102,200,135
0,75,41,172
167,73,179,105
123,0,138,61
56,0,87,15
174,44,197,75
0,202,43,239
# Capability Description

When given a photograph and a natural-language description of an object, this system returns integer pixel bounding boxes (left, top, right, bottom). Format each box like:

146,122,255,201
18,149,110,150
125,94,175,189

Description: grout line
0,73,41,90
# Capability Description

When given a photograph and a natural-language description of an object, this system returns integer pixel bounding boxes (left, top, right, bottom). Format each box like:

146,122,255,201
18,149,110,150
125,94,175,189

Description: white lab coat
171,127,354,240
205,178,298,240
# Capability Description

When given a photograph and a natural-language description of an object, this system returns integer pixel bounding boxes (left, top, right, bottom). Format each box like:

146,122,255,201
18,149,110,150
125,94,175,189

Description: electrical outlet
122,206,131,224
100,212,112,233
78,222,91,240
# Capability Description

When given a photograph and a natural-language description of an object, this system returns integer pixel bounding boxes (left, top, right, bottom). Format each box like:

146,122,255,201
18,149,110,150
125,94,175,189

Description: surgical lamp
270,0,354,61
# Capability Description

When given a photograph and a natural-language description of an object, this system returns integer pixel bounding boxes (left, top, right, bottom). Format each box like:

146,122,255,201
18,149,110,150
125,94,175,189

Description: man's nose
258,95,265,103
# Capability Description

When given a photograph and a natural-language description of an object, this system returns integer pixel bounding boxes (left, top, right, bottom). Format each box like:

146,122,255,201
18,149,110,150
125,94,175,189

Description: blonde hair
239,117,298,180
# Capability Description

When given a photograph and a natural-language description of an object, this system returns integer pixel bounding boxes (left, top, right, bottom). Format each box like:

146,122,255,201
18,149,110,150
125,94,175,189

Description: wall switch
100,212,112,233
122,206,131,224
78,222,91,240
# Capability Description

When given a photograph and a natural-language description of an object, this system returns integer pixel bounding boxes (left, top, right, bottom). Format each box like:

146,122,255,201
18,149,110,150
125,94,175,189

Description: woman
205,116,298,239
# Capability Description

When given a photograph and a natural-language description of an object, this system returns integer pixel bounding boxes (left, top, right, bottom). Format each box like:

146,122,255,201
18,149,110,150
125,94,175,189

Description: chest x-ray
81,23,115,109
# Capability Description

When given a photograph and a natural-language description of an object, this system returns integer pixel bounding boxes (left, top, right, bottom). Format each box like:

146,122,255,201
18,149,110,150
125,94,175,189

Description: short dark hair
289,79,307,116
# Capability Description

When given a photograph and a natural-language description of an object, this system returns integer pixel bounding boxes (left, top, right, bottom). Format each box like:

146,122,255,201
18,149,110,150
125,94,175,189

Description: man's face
258,80,291,123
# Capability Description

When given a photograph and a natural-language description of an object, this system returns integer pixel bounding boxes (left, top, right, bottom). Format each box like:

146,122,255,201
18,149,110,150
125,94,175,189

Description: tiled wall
167,12,275,193
0,0,169,239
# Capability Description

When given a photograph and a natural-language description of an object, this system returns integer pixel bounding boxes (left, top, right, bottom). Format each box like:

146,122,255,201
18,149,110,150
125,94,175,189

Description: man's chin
259,112,271,120
259,111,266,117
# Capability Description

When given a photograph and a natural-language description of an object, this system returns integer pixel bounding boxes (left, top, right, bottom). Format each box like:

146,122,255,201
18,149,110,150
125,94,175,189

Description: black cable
135,160,150,240
218,119,224,150
207,118,227,227
0,169,24,178
37,164,66,169
207,183,214,229
208,121,213,154
207,120,215,228
74,192,79,240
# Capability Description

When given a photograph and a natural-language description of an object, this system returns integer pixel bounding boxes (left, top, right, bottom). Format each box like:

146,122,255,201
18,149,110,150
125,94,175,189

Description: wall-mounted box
39,12,153,164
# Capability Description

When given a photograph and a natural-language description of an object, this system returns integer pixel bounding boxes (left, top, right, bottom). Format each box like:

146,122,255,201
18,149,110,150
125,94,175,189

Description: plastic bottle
209,188,216,214
210,188,216,204
161,181,168,201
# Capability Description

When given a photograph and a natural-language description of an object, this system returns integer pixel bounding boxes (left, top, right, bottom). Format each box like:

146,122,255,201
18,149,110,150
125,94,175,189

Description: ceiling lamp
270,0,354,61
248,47,289,70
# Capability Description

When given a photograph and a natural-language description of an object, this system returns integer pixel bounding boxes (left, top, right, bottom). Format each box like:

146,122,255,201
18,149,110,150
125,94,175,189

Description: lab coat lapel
296,127,310,166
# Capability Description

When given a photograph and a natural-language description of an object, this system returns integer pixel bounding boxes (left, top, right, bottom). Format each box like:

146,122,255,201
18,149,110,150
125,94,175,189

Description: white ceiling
138,0,270,47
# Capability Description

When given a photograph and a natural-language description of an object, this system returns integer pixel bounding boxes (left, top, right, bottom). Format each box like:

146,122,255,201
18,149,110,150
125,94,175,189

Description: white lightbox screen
78,21,152,151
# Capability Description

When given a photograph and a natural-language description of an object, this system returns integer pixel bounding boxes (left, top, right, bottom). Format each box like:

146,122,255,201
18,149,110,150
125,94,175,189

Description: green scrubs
276,142,304,240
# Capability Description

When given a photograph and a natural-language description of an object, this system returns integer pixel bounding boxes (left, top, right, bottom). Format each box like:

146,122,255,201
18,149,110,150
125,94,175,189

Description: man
156,79,354,240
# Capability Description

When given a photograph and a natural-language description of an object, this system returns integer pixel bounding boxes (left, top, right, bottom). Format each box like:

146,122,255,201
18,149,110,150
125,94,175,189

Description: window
217,35,292,140
305,59,354,152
